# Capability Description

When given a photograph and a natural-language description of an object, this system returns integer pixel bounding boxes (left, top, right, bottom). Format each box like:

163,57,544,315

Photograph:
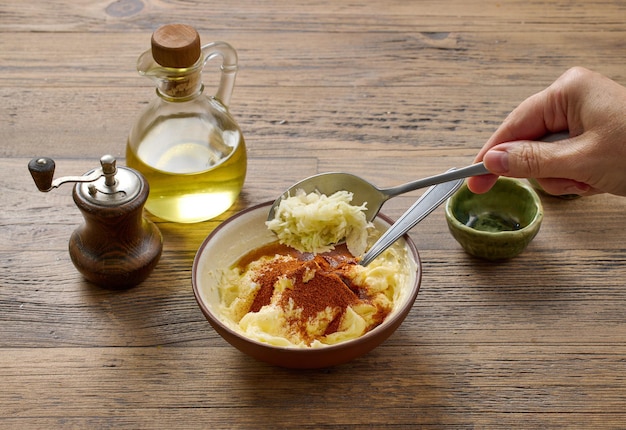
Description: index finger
474,81,571,163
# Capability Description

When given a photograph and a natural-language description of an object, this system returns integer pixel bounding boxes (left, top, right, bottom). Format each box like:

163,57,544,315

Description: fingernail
484,150,509,174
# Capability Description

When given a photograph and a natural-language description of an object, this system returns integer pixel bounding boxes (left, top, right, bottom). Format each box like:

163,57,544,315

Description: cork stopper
151,24,201,68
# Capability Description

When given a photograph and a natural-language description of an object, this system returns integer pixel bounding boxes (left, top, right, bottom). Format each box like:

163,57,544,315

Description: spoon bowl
267,162,489,222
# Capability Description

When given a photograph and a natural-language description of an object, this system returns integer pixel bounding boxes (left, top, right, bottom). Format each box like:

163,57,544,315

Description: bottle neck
156,71,204,102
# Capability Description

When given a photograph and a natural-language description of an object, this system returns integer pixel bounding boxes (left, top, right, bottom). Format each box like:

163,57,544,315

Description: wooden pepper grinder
28,155,163,289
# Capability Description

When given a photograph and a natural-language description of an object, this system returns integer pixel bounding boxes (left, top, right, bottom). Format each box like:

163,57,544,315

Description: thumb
482,139,578,179
482,139,592,195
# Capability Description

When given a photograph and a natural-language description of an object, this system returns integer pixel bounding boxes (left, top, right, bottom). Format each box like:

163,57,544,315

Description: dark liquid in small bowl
465,212,521,232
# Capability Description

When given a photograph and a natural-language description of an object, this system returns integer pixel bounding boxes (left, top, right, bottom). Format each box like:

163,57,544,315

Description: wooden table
2,1,626,428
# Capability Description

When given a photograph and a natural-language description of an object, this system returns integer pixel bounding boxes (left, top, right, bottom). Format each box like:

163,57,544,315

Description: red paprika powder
235,242,390,345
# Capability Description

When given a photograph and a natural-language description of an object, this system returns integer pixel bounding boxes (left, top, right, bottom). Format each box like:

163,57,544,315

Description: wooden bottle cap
151,24,201,68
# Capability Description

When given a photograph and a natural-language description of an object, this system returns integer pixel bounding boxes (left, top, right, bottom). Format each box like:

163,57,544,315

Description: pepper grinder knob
28,155,163,289
28,157,56,191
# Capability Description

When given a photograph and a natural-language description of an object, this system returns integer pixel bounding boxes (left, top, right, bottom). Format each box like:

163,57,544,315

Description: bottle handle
201,41,238,107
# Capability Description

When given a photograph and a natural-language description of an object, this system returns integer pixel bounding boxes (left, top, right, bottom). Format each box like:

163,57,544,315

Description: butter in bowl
192,199,421,369
445,178,543,261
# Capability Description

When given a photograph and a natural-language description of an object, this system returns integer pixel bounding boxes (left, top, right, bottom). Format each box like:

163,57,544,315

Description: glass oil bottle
126,24,247,223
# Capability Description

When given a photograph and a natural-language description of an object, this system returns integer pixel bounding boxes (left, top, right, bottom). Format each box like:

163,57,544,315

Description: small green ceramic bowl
445,178,543,261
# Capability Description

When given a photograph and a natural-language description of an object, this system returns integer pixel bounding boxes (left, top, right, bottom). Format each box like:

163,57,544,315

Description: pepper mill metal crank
28,155,163,289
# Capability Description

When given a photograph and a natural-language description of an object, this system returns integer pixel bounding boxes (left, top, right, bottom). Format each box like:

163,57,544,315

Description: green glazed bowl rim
444,177,543,238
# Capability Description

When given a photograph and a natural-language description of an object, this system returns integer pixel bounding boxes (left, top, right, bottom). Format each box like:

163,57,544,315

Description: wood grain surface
2,1,626,428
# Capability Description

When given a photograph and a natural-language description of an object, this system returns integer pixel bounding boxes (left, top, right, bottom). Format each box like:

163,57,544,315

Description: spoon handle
384,162,488,198
360,175,464,267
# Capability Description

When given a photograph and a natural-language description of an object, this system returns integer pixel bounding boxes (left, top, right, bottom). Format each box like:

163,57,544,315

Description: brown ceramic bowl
192,201,422,369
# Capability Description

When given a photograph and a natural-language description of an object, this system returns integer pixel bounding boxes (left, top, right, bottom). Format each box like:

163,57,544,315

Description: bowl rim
192,200,422,354
445,178,543,237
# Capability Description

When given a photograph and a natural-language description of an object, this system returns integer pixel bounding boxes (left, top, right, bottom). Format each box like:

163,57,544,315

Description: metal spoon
359,177,464,266
267,162,489,222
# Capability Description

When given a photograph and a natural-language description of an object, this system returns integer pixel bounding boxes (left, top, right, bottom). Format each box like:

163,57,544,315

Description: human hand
467,67,626,197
